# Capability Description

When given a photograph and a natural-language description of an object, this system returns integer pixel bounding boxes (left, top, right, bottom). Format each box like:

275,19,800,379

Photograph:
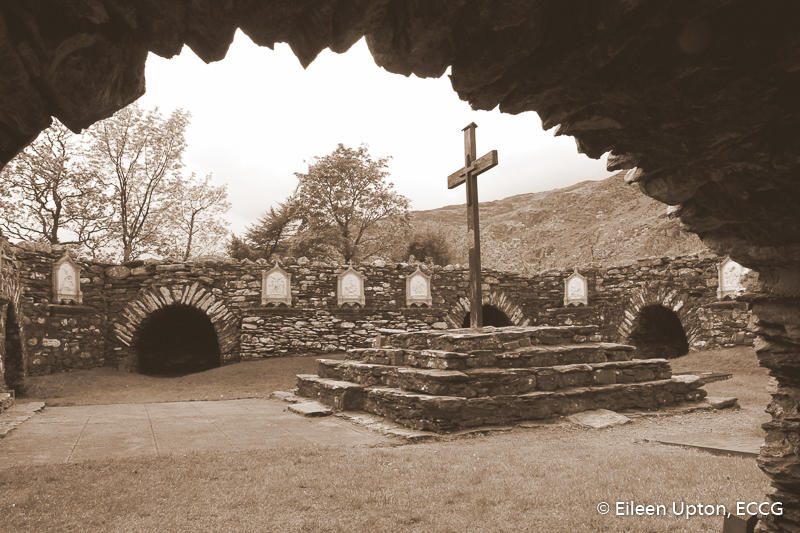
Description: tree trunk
182,212,196,262
183,232,193,262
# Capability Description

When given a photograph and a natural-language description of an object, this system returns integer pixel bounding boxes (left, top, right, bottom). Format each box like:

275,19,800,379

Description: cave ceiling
0,0,799,270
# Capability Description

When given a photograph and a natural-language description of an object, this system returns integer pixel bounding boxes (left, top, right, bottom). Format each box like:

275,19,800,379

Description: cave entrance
627,304,689,359
3,305,25,394
136,304,221,376
461,304,513,328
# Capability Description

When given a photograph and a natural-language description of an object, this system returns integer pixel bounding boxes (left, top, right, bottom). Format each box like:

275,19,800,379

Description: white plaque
52,252,83,304
337,265,366,306
564,267,588,307
261,263,291,306
717,256,748,299
406,267,432,307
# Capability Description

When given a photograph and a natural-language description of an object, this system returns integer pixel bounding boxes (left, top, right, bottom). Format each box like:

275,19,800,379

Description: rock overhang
0,1,799,271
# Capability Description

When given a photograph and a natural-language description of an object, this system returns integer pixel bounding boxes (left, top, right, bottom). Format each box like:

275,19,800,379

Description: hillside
409,172,706,273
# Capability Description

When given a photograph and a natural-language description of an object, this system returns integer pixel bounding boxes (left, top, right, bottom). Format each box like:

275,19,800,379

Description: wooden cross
447,122,498,329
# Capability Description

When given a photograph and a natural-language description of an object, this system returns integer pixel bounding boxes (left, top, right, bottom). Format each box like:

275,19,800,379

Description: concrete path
0,399,393,468
657,433,764,458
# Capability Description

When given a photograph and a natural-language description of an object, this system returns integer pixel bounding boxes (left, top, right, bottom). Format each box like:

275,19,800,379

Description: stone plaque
564,267,588,307
406,267,432,307
261,263,291,306
717,256,748,299
53,252,83,304
337,265,365,306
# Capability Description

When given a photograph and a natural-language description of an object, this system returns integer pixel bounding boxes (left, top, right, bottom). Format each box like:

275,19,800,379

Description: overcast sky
137,31,613,236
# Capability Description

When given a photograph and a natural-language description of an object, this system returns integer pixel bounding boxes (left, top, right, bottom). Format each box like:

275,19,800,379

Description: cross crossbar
447,150,499,189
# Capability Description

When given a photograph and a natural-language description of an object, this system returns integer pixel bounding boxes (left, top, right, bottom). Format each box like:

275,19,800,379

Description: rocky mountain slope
410,172,706,273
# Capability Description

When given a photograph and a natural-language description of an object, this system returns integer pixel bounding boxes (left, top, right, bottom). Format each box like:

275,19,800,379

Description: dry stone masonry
0,237,753,379
294,325,708,432
0,237,24,407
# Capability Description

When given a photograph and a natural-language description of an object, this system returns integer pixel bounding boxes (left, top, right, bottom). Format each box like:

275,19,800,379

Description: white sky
137,32,613,236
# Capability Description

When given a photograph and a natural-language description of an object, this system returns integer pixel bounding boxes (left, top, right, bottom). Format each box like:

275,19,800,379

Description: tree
242,191,300,261
402,223,454,266
0,120,109,247
293,144,410,262
227,234,255,261
158,173,231,261
88,103,190,262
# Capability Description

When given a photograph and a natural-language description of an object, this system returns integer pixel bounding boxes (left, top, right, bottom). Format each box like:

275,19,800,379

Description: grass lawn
671,345,771,438
2,346,775,532
21,355,336,406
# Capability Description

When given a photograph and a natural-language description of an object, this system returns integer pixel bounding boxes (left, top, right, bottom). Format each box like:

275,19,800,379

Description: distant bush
402,226,454,266
226,235,257,261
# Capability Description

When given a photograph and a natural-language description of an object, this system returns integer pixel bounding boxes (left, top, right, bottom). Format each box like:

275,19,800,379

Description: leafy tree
227,234,255,261
403,224,454,266
158,173,231,261
293,144,410,262
0,120,109,247
243,191,300,261
88,103,190,262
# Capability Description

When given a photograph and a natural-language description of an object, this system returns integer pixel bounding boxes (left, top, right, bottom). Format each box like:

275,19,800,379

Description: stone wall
7,245,754,376
0,236,25,392
18,247,109,374
525,255,754,351
105,260,454,369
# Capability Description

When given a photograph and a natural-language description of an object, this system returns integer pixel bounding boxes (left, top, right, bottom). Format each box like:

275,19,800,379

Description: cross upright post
446,123,498,329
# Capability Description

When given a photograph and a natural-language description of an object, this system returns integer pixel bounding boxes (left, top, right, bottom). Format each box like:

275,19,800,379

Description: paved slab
657,433,764,458
288,401,333,417
673,371,733,383
0,399,393,468
568,409,632,429
705,396,739,409
0,401,45,438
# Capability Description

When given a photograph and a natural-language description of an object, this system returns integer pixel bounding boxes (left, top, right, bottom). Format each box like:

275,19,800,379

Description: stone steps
347,341,635,371
295,375,365,411
316,358,672,397
370,377,707,432
293,325,708,433
381,325,601,352
296,374,706,432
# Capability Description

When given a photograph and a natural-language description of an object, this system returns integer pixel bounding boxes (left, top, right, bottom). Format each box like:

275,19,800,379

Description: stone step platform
295,376,365,411
379,325,602,353
315,358,672,398
347,342,636,371
297,374,706,432
293,325,708,433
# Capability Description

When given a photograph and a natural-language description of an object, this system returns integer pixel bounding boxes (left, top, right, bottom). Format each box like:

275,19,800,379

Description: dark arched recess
627,304,689,359
462,304,513,328
136,304,221,376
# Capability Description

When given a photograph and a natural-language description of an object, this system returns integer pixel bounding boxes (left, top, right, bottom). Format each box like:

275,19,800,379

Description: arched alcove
445,291,530,329
618,284,699,350
627,304,689,359
136,304,221,376
115,283,241,368
3,305,25,393
461,304,513,328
